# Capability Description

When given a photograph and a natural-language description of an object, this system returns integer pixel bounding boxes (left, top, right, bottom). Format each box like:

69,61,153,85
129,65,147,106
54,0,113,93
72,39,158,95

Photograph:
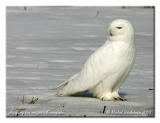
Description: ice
6,7,154,117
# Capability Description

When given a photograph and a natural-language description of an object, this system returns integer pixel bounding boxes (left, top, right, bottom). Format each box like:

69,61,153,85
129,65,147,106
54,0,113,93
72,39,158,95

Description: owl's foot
99,94,115,101
101,97,115,101
114,97,127,101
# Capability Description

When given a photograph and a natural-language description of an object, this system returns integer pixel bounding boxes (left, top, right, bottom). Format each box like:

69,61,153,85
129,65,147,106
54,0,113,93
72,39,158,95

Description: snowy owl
53,19,136,101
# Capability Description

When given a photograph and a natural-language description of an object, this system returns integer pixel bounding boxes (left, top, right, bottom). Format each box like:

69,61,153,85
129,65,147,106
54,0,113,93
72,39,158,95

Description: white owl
53,19,136,101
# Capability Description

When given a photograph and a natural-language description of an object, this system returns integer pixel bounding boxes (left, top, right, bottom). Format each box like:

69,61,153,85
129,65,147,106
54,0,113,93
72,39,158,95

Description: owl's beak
109,31,113,36
109,29,113,36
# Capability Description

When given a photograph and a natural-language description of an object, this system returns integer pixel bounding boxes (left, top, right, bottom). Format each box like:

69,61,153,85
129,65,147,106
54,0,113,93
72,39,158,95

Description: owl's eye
116,27,122,29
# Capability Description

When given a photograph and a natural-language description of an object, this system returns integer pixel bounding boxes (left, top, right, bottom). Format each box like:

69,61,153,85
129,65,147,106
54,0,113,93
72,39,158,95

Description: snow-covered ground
6,7,154,117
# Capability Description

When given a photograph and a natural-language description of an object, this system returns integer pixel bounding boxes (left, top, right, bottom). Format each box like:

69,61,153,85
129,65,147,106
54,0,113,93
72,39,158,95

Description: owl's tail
49,73,78,90
49,80,68,90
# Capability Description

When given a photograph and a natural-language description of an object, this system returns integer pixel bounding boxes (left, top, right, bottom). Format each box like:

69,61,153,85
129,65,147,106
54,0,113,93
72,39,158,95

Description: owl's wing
57,41,116,96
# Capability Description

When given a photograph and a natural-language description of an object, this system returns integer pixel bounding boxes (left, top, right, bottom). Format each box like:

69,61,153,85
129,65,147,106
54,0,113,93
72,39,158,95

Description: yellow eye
117,27,122,29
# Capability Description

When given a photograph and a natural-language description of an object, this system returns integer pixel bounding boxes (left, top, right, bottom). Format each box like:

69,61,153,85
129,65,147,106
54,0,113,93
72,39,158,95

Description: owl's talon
101,98,105,101
114,97,118,100
114,97,127,101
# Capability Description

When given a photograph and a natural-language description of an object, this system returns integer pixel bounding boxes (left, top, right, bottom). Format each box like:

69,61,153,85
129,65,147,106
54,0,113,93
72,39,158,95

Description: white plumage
55,19,136,101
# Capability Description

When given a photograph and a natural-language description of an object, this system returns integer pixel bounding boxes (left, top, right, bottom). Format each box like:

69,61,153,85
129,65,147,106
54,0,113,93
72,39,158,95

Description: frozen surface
6,7,154,117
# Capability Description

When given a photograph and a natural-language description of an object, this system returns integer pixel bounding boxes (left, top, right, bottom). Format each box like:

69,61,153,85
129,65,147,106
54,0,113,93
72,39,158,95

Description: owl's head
108,19,134,42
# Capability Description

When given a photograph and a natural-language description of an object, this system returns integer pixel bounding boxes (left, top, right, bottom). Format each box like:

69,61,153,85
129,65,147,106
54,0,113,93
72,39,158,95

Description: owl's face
108,19,134,41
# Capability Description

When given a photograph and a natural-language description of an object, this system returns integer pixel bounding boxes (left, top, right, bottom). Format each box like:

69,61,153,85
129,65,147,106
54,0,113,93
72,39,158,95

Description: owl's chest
112,42,135,58
108,42,135,68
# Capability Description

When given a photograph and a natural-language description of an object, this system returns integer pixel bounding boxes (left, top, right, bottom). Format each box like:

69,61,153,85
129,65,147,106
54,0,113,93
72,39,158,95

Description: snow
6,6,154,117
